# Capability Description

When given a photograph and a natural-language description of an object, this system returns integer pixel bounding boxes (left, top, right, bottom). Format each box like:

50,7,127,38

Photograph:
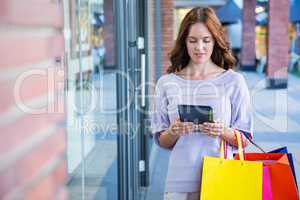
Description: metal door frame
115,0,149,199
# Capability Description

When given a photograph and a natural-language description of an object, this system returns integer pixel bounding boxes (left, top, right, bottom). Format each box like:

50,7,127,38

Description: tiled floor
67,139,117,200
66,73,118,200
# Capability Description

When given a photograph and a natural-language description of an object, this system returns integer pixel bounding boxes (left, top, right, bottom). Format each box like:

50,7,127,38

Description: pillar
160,0,174,74
266,0,290,89
240,0,256,71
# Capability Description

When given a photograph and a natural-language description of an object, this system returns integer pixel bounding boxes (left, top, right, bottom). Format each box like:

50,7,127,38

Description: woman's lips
194,53,206,58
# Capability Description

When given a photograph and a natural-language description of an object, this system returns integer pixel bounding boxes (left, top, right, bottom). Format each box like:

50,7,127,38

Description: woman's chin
192,59,207,65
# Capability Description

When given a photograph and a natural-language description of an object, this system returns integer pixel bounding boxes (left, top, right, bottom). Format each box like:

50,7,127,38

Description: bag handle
220,130,244,160
242,131,266,153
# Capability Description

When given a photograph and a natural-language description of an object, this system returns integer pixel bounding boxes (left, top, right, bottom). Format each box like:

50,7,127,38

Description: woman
151,7,252,200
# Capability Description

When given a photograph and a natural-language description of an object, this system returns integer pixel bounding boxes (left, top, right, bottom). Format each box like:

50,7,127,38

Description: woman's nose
195,41,205,51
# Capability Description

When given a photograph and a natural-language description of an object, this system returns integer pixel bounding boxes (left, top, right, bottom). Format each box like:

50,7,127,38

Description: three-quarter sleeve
150,78,170,147
230,74,253,137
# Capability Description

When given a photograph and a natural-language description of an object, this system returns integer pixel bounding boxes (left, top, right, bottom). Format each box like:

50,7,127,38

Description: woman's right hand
166,118,199,136
159,118,201,149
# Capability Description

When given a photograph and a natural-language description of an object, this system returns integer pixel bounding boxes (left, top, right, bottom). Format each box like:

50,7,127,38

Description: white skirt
164,192,199,200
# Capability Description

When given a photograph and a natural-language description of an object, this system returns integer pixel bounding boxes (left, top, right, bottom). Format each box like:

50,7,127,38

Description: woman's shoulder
223,69,250,94
223,69,247,85
157,73,173,81
156,73,177,86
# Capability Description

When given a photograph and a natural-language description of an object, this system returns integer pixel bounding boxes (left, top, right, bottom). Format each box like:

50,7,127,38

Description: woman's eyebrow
203,36,212,40
187,36,197,40
187,36,212,39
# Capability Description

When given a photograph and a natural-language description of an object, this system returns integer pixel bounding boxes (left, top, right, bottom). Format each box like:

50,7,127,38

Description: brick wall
148,0,157,87
240,0,256,70
266,0,289,82
160,0,174,75
104,0,115,67
0,1,67,199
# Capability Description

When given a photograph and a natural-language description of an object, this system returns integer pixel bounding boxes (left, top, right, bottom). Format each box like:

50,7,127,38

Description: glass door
116,0,149,199
65,0,119,199
64,0,147,199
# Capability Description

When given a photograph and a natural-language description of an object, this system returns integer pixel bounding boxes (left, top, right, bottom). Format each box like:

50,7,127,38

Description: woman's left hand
201,120,226,137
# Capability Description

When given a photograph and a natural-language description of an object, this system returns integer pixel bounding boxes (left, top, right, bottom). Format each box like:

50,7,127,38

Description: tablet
178,104,213,124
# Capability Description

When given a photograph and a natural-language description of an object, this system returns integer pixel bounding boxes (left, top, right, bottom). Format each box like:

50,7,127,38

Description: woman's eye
189,40,197,43
203,39,211,43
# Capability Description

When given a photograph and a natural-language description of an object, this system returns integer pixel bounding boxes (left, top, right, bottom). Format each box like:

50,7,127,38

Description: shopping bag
241,132,299,193
235,153,299,200
268,147,298,189
200,131,263,200
237,133,272,200
263,166,273,200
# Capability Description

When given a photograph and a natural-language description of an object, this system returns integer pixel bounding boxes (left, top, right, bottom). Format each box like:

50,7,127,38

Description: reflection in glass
66,0,117,199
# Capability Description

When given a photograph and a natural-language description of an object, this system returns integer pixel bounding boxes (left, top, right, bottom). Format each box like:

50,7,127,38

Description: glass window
65,0,117,199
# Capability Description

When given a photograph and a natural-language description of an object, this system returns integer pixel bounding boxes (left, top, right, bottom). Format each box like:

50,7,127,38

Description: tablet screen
178,105,213,124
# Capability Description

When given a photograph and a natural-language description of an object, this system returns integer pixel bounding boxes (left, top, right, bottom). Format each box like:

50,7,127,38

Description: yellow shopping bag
200,131,263,200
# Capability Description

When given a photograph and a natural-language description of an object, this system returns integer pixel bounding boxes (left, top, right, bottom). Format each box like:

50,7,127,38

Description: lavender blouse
150,69,253,192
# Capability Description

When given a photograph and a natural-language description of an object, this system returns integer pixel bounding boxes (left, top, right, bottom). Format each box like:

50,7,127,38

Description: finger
179,122,194,129
174,124,189,133
213,123,223,128
201,128,210,134
209,127,224,132
202,127,220,136
202,130,216,136
202,128,220,136
203,122,223,129
183,125,196,133
209,130,222,136
168,128,178,136
179,123,195,129
203,122,216,128
175,118,181,123
209,132,220,136
170,125,181,135
184,122,195,126
203,122,212,126
171,124,178,130
194,124,203,131
187,123,198,131
202,125,213,131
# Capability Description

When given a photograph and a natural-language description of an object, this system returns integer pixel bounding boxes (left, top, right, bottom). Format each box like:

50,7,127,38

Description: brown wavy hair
167,7,236,73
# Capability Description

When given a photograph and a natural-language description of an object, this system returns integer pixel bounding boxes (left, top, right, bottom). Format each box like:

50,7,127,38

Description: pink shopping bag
263,166,272,200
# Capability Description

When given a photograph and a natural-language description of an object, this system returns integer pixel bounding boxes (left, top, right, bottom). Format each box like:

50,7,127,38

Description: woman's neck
184,60,219,76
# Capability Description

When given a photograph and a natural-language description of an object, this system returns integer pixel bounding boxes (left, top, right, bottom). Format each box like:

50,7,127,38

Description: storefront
63,0,155,199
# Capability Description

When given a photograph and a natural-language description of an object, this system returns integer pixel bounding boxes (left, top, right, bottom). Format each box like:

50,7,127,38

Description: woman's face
186,22,215,65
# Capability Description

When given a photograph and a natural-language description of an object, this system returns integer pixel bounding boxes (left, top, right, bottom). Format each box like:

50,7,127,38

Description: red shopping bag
235,153,299,200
